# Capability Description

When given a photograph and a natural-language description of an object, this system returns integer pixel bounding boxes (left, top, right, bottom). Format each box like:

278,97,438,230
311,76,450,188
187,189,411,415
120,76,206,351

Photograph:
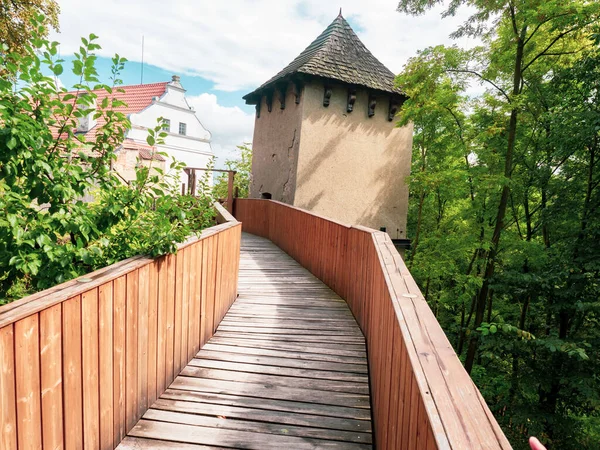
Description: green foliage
213,143,252,199
397,1,600,448
0,15,214,303
0,0,59,58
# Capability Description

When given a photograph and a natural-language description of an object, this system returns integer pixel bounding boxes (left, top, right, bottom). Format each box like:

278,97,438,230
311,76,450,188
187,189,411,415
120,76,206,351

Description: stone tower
243,12,413,240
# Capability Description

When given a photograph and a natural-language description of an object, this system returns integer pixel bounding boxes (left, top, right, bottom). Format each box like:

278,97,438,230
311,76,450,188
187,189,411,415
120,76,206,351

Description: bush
0,15,214,303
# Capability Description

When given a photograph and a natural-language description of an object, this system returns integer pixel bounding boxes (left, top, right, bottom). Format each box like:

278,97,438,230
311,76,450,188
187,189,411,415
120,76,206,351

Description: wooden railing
234,199,512,450
0,203,241,450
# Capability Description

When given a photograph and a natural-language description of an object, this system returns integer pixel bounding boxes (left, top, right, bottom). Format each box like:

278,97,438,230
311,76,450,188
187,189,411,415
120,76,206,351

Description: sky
51,0,474,167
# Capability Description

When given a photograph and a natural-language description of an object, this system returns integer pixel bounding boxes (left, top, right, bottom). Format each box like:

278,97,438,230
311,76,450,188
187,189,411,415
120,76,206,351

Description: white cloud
52,0,476,92
188,94,254,168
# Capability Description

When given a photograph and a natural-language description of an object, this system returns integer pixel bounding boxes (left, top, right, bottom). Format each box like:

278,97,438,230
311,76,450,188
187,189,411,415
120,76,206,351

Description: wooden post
190,170,197,196
226,171,235,214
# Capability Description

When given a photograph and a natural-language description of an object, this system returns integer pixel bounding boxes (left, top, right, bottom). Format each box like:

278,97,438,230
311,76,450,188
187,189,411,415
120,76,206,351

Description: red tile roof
121,139,166,161
53,82,168,142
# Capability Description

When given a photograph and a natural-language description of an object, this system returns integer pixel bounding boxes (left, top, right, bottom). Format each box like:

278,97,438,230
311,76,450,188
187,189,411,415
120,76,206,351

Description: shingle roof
244,13,403,103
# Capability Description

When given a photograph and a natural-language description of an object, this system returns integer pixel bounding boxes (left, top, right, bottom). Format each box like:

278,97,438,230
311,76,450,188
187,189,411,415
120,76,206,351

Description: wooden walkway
118,233,372,449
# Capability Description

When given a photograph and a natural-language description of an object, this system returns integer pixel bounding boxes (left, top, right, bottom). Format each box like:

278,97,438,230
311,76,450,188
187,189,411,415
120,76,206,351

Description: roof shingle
244,13,403,103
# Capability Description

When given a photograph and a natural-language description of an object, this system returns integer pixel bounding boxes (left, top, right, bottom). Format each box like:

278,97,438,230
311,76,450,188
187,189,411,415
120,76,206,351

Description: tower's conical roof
243,13,404,104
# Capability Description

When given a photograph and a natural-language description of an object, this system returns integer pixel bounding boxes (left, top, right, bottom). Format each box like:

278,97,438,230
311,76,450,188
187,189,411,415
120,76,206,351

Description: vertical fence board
205,237,216,342
165,254,176,385
213,234,224,334
180,248,190,369
200,237,209,347
147,261,159,406
125,270,139,431
98,281,114,450
63,296,83,450
189,242,201,359
174,248,184,375
0,325,17,450
82,288,100,448
137,265,149,419
15,314,42,450
156,257,168,396
40,304,63,449
113,275,126,447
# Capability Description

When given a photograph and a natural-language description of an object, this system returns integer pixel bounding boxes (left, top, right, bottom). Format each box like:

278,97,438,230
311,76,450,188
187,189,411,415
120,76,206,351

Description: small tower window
179,122,187,136
162,118,170,132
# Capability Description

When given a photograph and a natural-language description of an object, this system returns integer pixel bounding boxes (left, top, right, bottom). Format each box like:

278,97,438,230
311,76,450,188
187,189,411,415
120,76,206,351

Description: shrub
0,15,214,302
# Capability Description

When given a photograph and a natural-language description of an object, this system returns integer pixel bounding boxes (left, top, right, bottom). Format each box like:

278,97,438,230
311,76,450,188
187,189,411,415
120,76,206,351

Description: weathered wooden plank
125,270,139,431
128,419,371,450
143,407,372,444
15,314,42,449
146,261,159,406
213,330,364,344
0,325,17,450
40,304,63,450
219,318,360,329
156,257,168,396
202,342,367,365
138,265,150,420
179,365,369,394
187,357,368,383
113,276,127,447
82,288,100,448
161,389,372,425
178,247,189,373
189,241,201,358
197,349,368,374
99,281,114,450
171,376,370,409
216,324,362,336
63,296,83,449
207,336,367,357
165,254,176,385
117,436,219,449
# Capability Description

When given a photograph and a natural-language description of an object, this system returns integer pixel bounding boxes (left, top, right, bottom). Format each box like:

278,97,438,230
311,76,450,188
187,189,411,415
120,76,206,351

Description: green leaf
7,136,17,150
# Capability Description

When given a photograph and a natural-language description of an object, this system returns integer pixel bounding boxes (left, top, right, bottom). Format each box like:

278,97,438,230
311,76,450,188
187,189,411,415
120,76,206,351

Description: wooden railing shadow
234,198,512,450
0,203,241,450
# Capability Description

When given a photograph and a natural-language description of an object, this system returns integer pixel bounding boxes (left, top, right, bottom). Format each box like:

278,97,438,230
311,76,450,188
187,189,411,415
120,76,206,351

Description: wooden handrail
0,204,242,449
234,198,512,450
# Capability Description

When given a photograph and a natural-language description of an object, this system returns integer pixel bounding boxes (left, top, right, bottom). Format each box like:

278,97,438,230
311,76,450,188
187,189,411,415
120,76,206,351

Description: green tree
397,1,600,447
213,143,252,200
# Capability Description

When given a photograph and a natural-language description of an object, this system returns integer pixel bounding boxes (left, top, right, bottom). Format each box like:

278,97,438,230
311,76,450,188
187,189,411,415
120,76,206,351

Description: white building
69,75,213,187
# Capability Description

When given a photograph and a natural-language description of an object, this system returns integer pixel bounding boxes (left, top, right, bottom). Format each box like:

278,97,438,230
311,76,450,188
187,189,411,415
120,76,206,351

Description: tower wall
294,80,413,239
249,86,303,203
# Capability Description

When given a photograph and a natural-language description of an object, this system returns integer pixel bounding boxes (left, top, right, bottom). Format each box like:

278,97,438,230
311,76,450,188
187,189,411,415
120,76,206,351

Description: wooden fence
0,203,241,450
234,199,511,450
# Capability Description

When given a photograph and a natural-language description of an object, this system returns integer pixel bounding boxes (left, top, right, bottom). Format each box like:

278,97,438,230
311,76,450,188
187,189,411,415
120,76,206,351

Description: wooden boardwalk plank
118,233,372,449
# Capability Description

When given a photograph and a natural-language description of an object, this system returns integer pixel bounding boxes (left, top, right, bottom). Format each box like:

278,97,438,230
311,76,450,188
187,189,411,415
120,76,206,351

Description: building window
179,122,187,136
162,118,170,132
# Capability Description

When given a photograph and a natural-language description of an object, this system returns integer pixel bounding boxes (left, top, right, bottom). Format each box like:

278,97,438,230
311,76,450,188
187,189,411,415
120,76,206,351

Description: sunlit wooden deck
118,233,373,449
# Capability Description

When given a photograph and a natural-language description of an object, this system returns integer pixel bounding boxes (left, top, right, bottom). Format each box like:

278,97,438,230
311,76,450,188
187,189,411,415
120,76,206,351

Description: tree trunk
464,28,526,374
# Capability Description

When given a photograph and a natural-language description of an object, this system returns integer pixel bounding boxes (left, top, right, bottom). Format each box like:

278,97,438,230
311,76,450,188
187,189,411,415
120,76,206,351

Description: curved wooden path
118,233,373,449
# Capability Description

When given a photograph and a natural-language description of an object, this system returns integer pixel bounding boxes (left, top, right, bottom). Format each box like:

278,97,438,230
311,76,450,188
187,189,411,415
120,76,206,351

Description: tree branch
521,23,593,74
446,69,511,102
